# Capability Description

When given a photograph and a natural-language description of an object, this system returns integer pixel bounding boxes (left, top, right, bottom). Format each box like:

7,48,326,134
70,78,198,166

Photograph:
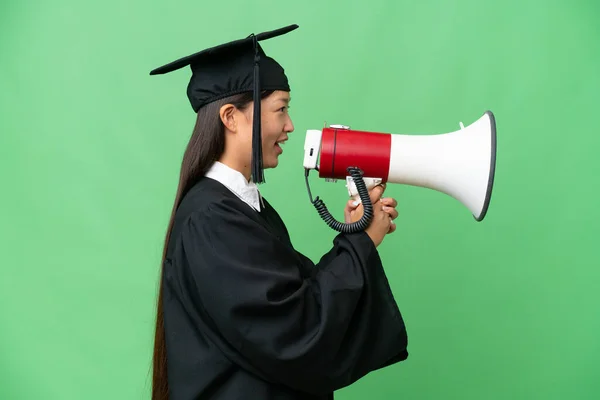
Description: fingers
369,184,386,204
346,198,361,209
382,205,398,220
383,207,396,234
380,196,398,220
387,218,396,234
380,197,397,208
344,198,361,224
380,196,397,234
347,187,393,226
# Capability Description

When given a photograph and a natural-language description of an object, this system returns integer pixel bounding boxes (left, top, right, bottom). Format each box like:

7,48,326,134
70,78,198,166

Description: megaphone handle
347,177,383,200
305,167,374,233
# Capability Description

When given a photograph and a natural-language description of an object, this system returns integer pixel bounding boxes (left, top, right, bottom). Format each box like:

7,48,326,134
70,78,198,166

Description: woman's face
258,90,294,169
224,90,294,178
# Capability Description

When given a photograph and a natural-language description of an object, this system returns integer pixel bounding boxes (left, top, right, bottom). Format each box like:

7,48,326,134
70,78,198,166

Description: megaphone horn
303,111,497,232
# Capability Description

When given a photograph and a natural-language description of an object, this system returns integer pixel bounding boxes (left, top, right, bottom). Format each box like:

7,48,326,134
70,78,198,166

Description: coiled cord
305,167,373,233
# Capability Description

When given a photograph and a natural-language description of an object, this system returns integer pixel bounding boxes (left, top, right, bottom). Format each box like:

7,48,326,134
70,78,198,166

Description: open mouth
275,138,286,153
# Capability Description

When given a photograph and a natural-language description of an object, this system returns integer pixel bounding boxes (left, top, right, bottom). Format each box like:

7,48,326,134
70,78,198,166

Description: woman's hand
344,185,399,246
380,196,398,234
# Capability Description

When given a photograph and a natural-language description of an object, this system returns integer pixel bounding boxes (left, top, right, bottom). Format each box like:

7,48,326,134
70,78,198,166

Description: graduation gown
162,176,409,399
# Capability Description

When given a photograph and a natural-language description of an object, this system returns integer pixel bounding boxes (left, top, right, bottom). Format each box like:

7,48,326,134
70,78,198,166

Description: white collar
205,161,264,211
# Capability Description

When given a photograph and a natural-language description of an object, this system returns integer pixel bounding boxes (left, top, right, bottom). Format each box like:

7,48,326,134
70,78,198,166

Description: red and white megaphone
302,111,497,232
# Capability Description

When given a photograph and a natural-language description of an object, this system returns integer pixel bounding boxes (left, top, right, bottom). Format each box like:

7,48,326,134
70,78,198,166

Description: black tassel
251,34,264,184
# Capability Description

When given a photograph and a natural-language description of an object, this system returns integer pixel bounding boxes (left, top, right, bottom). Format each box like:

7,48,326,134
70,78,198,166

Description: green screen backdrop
1,0,599,399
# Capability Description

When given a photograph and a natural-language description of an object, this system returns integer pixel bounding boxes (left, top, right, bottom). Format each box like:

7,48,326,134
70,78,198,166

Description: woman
149,24,409,400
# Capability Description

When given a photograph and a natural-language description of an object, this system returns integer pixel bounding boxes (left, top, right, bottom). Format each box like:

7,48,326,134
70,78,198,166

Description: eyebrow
277,97,291,104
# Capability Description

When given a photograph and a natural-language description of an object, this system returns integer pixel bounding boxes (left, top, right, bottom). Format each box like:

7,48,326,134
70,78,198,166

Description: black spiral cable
305,166,373,233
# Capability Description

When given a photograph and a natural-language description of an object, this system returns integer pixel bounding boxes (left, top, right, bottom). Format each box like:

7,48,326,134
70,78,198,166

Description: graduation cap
150,24,299,184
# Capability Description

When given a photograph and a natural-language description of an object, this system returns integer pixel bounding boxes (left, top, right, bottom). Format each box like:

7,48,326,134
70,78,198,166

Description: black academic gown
162,177,409,399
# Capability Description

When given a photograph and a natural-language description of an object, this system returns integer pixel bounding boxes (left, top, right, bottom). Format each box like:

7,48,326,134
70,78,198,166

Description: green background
2,0,599,399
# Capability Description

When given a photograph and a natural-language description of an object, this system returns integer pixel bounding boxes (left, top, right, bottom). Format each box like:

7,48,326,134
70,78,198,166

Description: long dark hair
152,89,274,400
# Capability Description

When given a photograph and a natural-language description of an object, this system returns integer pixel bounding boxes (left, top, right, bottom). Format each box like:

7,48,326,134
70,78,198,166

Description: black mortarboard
150,24,299,184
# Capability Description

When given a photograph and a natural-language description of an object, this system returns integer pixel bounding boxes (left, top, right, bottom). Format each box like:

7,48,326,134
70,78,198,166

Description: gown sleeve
175,197,408,395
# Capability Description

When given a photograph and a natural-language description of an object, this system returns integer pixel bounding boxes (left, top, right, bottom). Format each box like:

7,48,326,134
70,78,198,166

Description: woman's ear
219,104,237,132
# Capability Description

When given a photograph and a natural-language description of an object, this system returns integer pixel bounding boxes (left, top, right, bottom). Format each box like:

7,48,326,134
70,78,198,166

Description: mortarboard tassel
251,34,265,184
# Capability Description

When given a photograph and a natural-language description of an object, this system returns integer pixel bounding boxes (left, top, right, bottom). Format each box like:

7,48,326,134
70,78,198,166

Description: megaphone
302,111,497,233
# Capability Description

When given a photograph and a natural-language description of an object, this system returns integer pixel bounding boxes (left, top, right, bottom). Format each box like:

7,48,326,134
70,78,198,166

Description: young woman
149,24,409,400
